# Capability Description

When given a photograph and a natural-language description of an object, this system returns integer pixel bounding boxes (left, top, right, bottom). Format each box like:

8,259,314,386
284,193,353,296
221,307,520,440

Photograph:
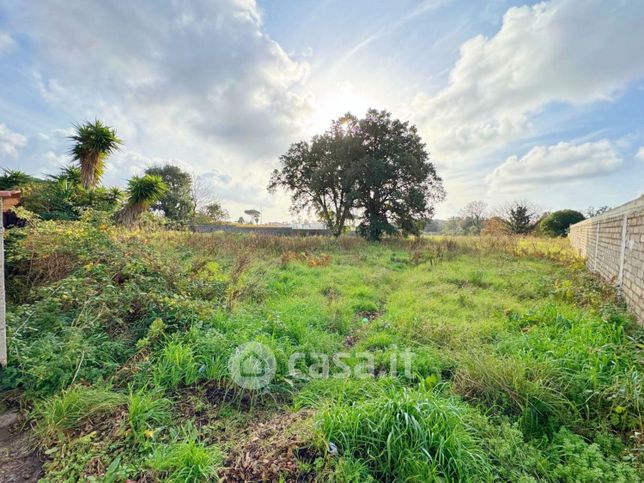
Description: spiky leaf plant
0,168,36,189
118,174,168,227
48,165,82,185
69,120,121,189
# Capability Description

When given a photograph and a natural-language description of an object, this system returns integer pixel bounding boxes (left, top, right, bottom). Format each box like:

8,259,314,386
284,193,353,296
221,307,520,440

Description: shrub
540,210,585,237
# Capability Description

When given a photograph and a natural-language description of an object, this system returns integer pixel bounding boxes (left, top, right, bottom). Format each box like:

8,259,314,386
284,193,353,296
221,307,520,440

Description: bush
540,210,585,237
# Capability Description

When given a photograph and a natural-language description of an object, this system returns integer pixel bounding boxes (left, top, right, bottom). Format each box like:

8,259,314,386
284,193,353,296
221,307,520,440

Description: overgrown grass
127,387,172,443
3,216,641,480
320,387,492,481
33,386,124,443
147,426,223,482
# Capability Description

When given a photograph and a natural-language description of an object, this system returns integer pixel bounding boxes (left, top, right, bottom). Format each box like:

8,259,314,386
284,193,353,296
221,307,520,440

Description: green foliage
145,164,194,222
353,110,445,240
497,304,641,432
270,109,445,239
540,209,586,237
69,120,121,189
269,114,360,237
19,165,122,221
505,203,538,235
320,388,491,481
152,340,200,389
197,201,229,222
0,168,38,189
118,174,169,226
3,218,641,480
33,386,124,442
147,427,223,482
127,388,172,443
325,457,376,482
547,428,638,482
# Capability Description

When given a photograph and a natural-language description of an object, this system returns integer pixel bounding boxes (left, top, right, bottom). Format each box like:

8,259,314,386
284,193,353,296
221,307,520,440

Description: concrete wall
191,224,331,237
569,195,644,324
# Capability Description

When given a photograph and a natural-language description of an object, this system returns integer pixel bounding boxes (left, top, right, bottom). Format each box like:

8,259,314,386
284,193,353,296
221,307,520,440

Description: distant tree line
438,200,590,237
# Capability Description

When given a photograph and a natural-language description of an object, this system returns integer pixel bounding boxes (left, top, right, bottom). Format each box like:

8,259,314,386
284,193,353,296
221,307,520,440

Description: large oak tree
352,110,444,240
269,109,444,240
269,114,362,237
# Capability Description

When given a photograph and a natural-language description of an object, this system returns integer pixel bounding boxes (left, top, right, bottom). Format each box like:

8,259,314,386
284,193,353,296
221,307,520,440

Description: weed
126,387,172,443
320,387,492,481
147,425,223,482
34,386,124,442
152,340,200,389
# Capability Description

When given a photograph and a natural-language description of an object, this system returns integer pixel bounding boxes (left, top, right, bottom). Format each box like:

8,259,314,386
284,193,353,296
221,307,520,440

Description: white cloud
0,123,27,157
637,147,644,162
488,140,622,192
0,0,315,219
411,0,644,162
6,0,312,160
0,31,15,54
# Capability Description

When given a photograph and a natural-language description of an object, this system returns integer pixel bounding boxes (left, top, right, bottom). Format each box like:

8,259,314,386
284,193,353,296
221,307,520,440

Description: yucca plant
48,165,82,185
0,168,35,189
69,120,121,189
118,174,168,227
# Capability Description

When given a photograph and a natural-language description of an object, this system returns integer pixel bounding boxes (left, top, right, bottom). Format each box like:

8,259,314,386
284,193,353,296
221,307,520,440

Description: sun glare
308,83,373,134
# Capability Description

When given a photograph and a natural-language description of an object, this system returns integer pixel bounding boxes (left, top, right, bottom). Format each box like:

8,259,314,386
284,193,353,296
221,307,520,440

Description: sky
0,0,643,222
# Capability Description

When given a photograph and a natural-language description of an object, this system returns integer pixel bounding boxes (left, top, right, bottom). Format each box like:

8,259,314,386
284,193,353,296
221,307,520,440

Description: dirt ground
0,410,43,482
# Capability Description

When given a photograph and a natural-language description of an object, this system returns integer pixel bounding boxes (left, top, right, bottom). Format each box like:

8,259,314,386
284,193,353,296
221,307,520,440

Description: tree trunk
80,151,100,189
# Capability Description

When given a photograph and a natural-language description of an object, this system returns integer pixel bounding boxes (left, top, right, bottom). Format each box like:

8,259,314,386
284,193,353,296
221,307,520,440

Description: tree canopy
244,209,261,224
118,174,169,227
540,209,585,237
269,114,360,236
69,120,121,189
269,109,444,240
144,164,194,221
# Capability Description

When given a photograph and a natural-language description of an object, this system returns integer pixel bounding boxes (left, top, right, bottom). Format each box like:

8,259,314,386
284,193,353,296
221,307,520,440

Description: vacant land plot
1,216,642,481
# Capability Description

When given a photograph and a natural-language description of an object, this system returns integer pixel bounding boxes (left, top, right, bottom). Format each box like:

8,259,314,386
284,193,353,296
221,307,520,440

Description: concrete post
617,213,628,291
0,196,6,367
593,221,600,271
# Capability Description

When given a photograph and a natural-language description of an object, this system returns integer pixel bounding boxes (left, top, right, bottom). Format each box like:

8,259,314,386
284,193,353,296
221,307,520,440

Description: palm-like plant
69,120,121,189
118,175,168,226
0,168,35,189
48,165,82,185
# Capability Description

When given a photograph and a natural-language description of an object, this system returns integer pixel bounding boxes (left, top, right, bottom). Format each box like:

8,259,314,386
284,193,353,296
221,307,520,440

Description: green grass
3,218,642,480
33,386,124,443
147,427,223,482
320,387,492,481
127,387,173,443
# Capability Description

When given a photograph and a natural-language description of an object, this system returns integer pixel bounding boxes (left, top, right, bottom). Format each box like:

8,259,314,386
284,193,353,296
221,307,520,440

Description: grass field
1,214,642,481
